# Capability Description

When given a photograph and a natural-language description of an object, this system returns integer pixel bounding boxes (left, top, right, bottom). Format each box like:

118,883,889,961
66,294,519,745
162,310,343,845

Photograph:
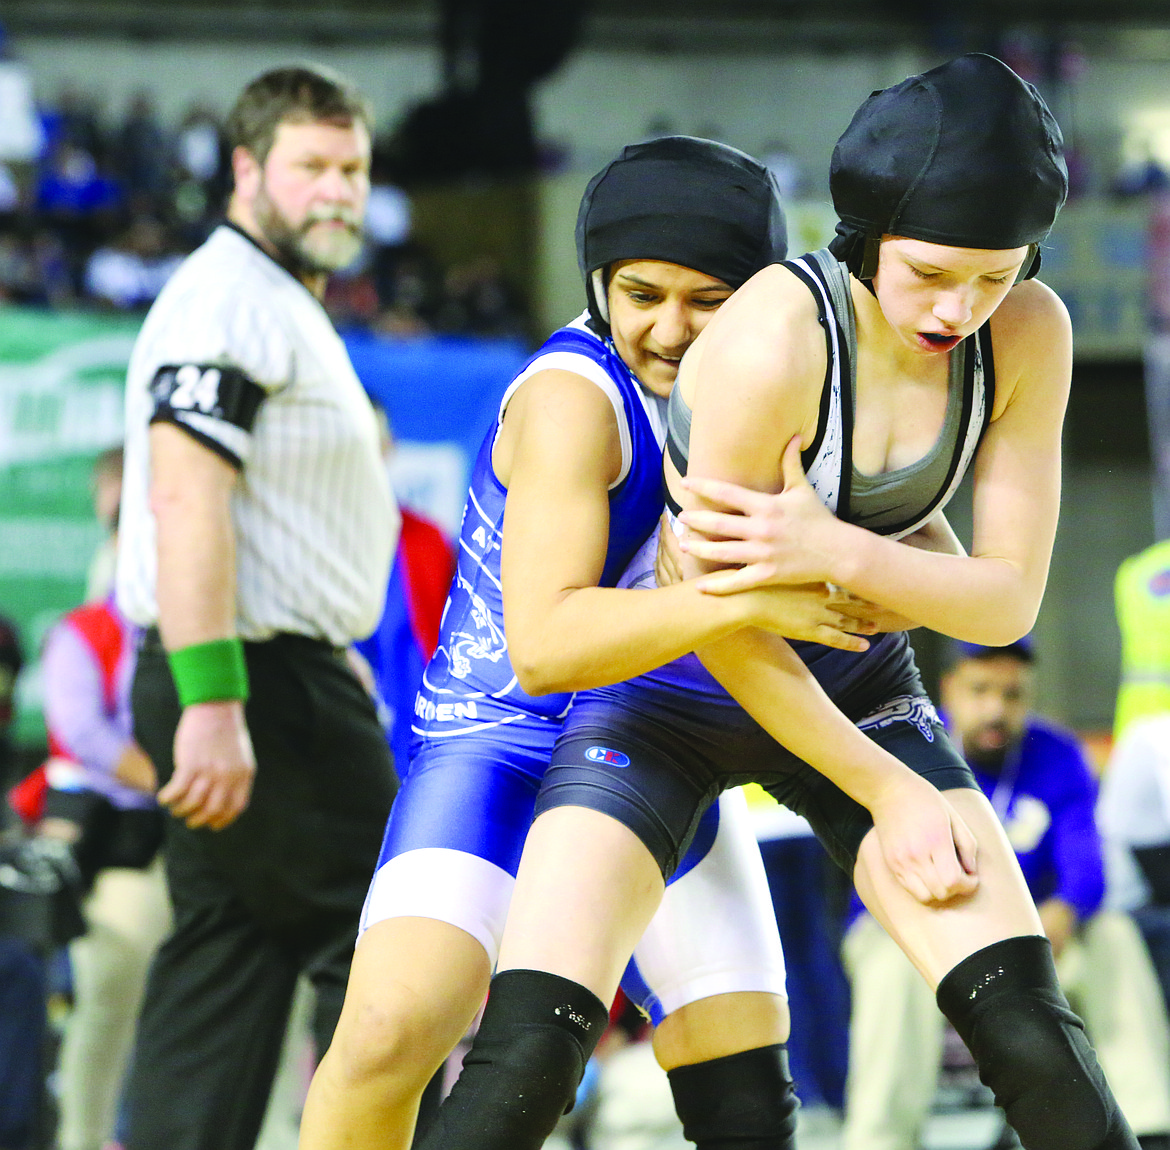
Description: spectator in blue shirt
954,639,1104,946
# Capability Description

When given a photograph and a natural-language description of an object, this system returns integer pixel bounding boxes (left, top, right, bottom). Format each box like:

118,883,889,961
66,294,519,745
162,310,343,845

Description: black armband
148,363,266,468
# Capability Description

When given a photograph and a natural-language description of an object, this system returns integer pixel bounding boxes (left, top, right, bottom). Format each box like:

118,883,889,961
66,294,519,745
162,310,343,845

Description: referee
115,65,399,1150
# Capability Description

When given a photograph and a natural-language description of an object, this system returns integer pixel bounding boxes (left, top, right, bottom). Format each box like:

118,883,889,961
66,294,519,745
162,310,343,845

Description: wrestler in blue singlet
359,137,791,1026
363,311,668,913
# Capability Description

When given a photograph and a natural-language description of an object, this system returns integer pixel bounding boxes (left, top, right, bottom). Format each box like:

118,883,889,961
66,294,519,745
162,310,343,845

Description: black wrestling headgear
576,135,788,333
829,53,1067,282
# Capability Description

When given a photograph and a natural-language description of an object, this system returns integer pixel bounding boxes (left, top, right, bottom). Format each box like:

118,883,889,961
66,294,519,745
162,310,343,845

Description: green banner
0,306,141,747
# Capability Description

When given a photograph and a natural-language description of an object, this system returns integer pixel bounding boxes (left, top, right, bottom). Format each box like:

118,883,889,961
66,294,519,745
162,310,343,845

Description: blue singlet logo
585,746,630,768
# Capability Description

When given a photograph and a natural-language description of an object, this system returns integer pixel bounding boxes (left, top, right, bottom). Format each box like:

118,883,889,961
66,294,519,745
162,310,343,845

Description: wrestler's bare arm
680,279,1071,645
497,368,867,698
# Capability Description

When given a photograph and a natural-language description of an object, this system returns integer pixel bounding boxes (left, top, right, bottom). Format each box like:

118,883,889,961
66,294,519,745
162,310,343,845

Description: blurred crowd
0,85,528,338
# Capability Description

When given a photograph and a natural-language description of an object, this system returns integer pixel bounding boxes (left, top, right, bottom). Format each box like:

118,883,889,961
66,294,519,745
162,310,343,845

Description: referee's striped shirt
116,225,399,647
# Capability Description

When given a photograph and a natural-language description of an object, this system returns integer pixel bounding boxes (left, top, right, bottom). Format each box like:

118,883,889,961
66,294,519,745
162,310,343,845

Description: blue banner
345,331,528,536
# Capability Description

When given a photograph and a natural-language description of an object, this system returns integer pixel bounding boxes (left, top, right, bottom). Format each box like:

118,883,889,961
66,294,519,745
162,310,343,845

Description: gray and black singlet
666,247,995,538
539,249,995,879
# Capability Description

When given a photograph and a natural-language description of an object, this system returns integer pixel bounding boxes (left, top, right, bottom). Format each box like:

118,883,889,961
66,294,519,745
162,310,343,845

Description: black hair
949,638,1035,670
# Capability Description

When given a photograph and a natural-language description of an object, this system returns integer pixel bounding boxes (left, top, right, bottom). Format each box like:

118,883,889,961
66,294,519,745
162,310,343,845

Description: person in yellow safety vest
1115,539,1170,739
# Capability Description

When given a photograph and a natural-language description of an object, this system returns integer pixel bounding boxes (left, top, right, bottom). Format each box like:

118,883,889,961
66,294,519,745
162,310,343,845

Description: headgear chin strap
590,269,610,325
1016,244,1042,282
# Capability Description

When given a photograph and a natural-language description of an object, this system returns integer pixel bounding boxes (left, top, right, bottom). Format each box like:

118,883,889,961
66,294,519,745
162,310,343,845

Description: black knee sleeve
937,936,1139,1150
667,1043,799,1150
409,1064,445,1147
416,969,609,1150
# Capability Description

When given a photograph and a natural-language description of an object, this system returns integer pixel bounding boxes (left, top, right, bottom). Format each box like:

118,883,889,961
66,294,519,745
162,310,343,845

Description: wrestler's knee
327,985,467,1092
654,992,788,1069
415,970,610,1150
668,1043,798,1150
938,936,1137,1150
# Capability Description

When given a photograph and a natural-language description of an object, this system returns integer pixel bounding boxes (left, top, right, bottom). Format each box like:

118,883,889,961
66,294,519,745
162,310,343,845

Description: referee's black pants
123,632,398,1150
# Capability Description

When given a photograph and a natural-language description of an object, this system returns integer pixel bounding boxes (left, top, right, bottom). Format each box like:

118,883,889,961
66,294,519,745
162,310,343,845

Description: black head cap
576,135,788,333
829,54,1067,280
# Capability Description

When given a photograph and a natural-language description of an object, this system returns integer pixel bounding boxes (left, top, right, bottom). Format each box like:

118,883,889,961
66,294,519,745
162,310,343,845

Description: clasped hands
657,438,909,644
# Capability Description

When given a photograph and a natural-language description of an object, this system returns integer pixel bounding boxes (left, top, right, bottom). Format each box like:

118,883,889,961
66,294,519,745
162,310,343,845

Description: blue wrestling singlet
361,314,789,1018
410,313,668,741
364,313,665,939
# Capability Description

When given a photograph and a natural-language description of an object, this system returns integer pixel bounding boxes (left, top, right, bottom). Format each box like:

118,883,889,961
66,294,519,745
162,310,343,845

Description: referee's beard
253,184,364,278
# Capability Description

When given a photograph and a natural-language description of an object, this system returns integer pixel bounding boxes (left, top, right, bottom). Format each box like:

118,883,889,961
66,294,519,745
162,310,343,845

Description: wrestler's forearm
696,626,920,811
509,581,756,696
830,523,1045,646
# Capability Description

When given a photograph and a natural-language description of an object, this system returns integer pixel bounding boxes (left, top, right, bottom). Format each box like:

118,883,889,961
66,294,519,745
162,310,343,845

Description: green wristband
168,638,250,707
